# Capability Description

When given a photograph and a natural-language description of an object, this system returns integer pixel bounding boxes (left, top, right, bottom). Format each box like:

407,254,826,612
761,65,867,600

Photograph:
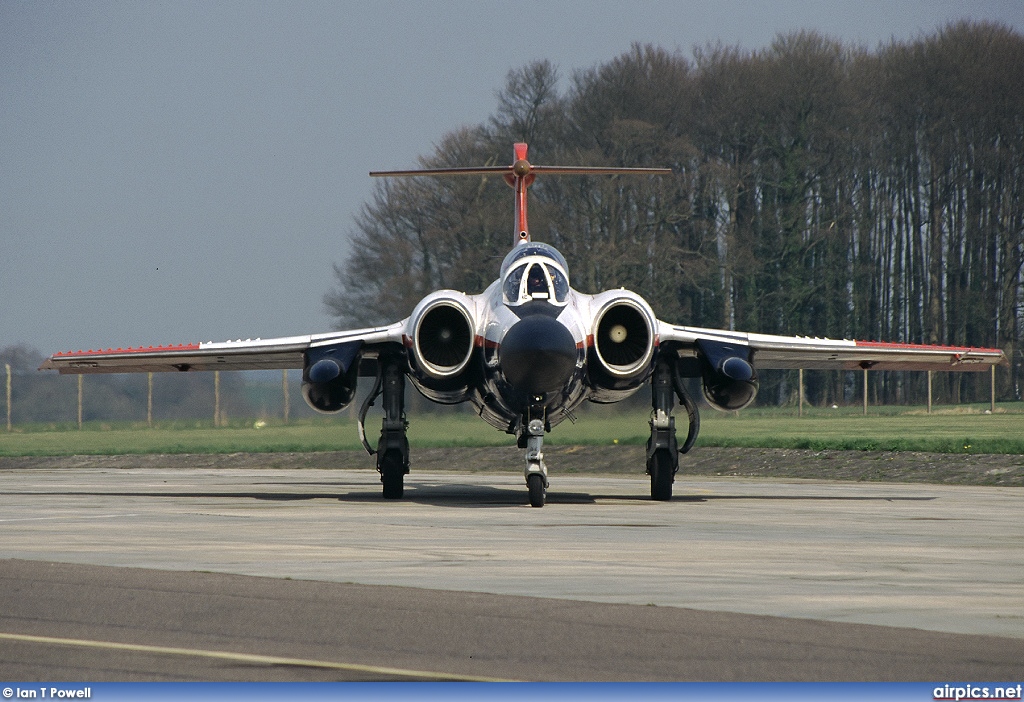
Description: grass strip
2,405,1022,457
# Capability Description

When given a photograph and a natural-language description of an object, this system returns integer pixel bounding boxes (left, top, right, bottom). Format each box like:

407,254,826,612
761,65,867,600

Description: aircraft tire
380,451,405,499
527,474,546,508
649,449,674,501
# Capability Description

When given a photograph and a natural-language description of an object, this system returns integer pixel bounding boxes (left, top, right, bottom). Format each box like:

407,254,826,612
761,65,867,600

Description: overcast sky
3,0,1022,355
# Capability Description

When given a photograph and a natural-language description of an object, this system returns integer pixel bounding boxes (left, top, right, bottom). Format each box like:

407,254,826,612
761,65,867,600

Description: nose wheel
522,416,548,507
527,473,546,508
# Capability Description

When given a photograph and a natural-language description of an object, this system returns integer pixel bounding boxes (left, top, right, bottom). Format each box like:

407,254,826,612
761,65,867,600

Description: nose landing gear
524,417,548,507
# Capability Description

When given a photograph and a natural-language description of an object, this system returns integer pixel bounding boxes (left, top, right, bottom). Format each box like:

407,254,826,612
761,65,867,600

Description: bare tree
324,23,1024,405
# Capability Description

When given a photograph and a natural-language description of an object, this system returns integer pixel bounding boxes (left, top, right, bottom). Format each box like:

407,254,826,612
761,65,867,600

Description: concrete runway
1,464,1023,680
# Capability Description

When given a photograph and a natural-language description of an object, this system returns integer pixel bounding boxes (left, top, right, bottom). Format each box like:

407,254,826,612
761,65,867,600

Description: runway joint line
0,631,516,682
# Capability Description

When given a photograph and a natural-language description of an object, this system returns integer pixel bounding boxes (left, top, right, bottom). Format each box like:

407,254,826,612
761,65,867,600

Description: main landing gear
373,353,410,499
361,354,698,505
646,356,700,501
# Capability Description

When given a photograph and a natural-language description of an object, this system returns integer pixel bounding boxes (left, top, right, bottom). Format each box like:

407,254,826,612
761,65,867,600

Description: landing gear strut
519,408,548,507
647,357,678,501
376,353,409,499
646,356,700,501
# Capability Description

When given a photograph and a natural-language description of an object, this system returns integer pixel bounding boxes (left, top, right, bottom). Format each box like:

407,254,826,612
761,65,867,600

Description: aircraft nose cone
500,314,578,396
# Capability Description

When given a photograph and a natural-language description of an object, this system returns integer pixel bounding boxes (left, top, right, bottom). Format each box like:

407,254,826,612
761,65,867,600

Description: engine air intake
594,303,652,373
415,303,474,377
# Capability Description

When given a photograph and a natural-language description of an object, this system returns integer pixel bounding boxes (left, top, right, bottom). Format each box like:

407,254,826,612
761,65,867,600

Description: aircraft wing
39,323,406,375
658,323,1006,372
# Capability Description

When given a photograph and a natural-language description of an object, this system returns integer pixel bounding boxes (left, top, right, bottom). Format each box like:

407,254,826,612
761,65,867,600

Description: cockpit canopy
500,243,570,306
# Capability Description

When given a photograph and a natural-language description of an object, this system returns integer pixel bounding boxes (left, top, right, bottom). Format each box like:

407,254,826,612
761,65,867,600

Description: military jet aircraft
42,143,1007,506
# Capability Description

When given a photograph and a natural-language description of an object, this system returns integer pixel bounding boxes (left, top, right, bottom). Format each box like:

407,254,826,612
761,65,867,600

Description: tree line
326,22,1024,408
7,22,1021,424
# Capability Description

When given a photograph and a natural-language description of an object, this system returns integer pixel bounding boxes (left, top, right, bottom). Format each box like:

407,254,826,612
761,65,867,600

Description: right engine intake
592,299,656,379
587,294,658,402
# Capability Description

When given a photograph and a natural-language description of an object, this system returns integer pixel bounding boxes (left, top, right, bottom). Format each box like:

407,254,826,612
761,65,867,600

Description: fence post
282,369,289,424
214,371,221,428
991,365,996,413
147,372,153,428
77,375,83,430
927,370,933,414
798,368,804,417
862,368,868,416
5,363,11,432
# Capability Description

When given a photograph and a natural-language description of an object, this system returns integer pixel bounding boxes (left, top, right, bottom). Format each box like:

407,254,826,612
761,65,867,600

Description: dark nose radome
500,315,577,396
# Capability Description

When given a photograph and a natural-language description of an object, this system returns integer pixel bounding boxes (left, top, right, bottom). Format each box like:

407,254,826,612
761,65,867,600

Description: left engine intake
410,296,475,380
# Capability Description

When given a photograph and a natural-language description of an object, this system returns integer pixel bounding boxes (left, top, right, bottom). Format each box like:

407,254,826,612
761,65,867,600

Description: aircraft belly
470,301,589,433
469,366,589,434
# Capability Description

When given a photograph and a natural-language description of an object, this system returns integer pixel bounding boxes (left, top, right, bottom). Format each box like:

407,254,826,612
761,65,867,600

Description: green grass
695,411,1024,453
2,402,1022,457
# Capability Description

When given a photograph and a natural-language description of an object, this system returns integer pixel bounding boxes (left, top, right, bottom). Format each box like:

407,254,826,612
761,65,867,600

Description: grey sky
3,1,1022,355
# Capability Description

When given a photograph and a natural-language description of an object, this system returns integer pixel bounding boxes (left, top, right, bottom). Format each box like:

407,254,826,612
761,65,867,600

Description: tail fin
371,143,672,245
